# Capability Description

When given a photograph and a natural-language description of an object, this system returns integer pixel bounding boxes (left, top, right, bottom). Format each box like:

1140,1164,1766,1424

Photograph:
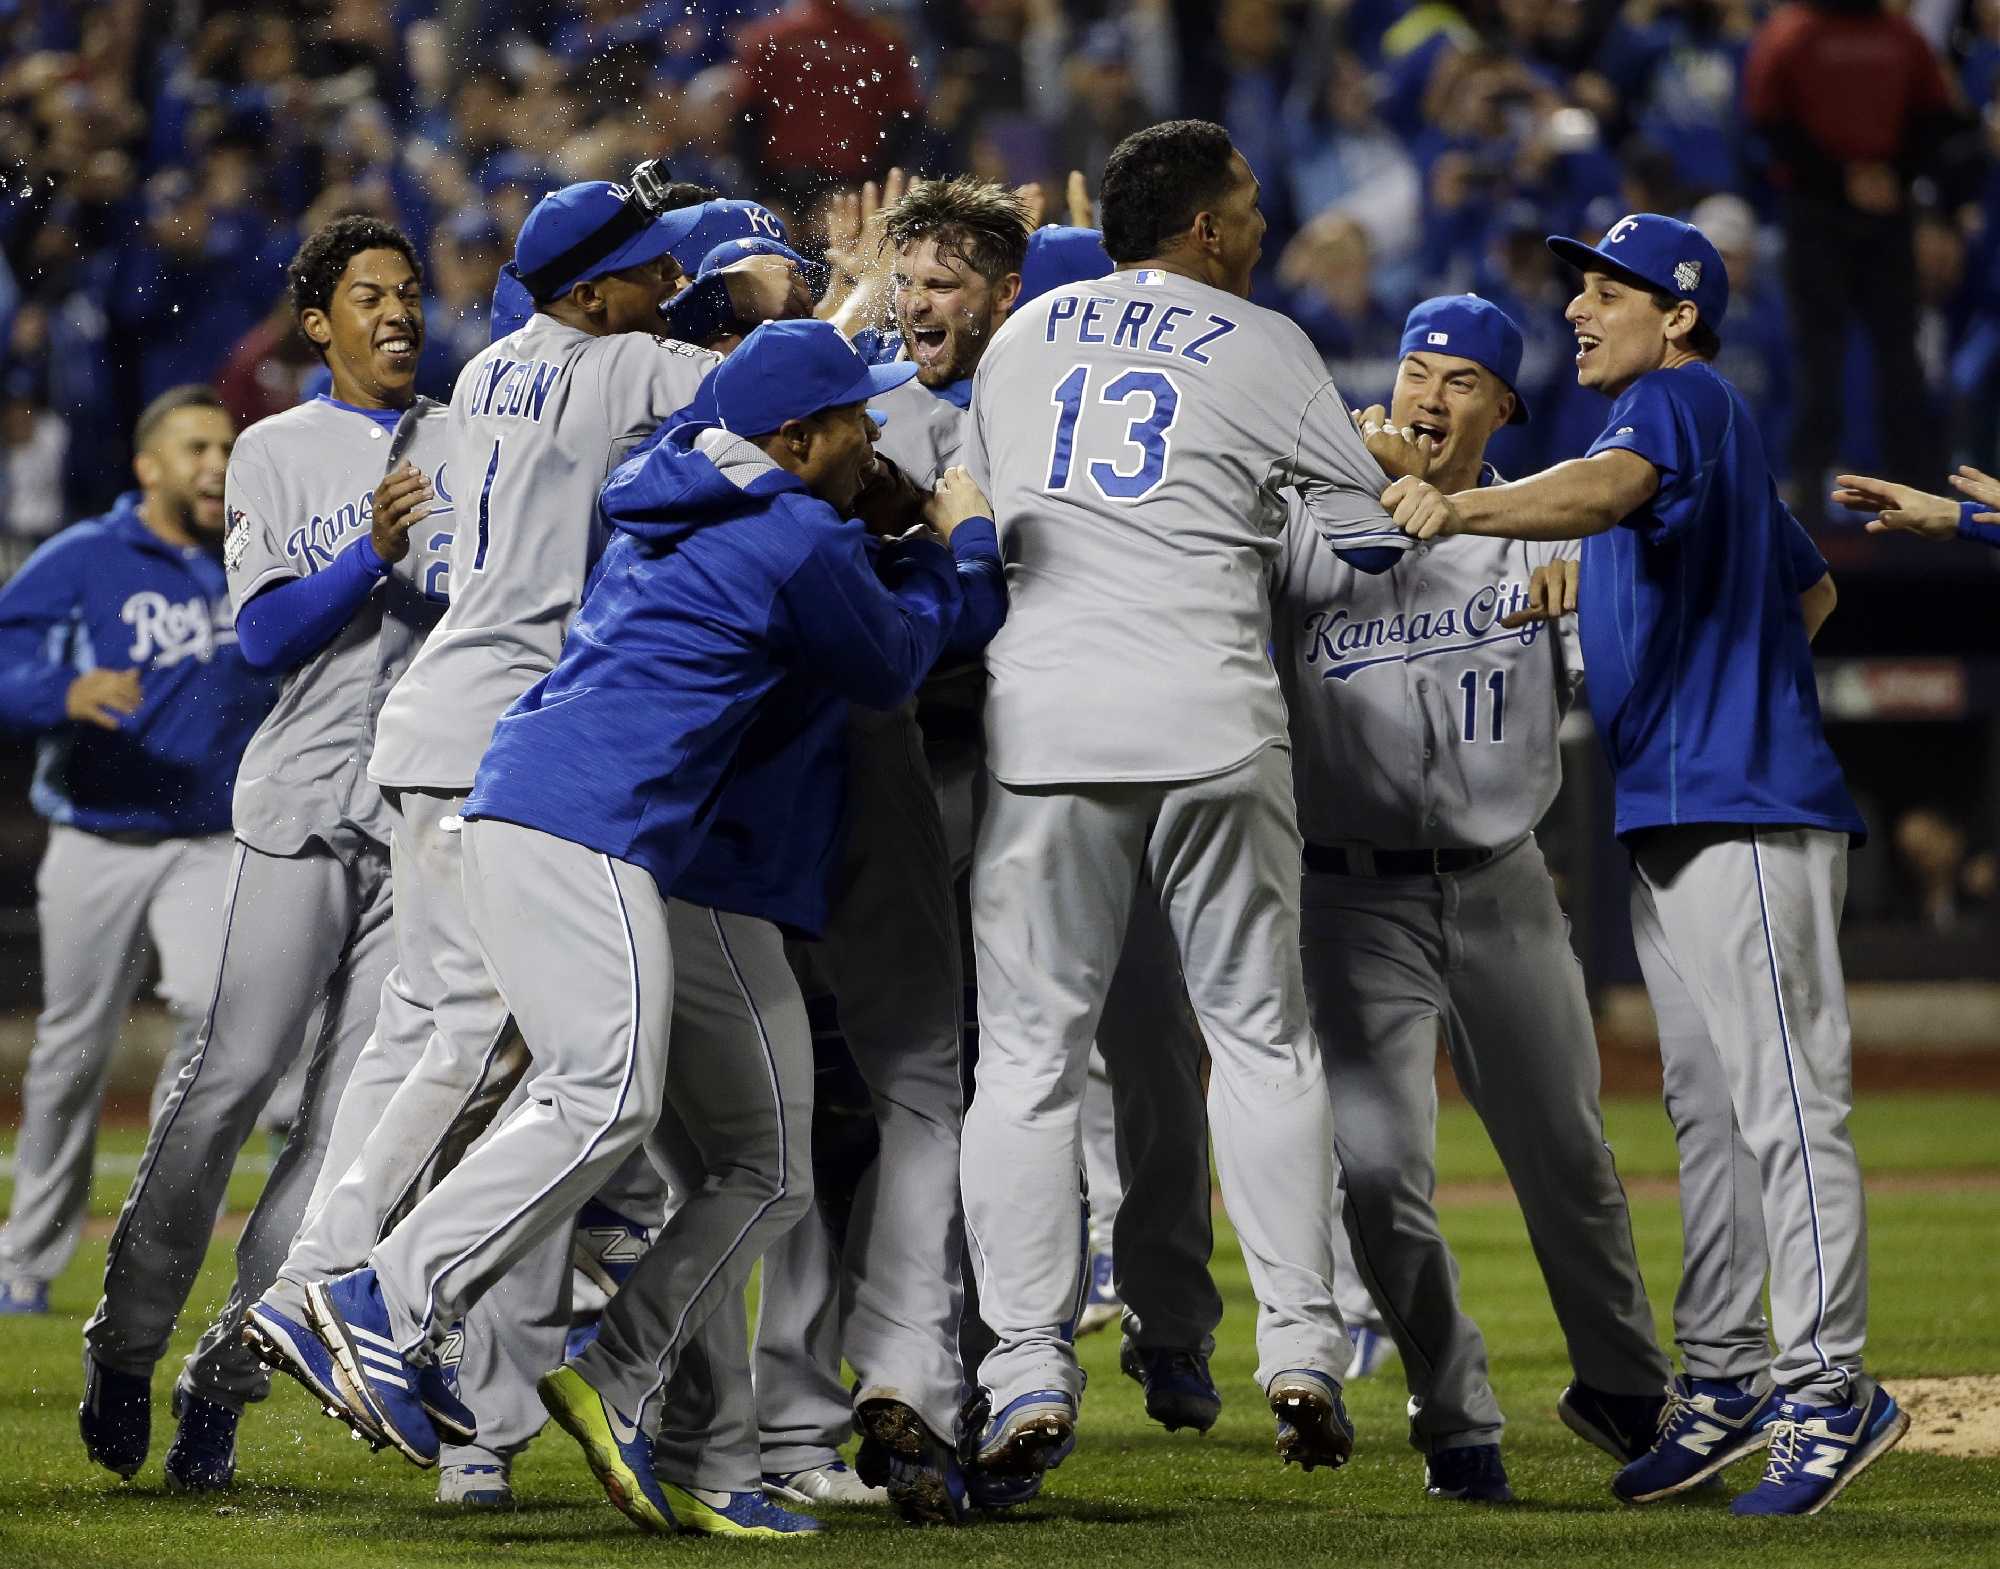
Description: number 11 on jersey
1460,668,1505,743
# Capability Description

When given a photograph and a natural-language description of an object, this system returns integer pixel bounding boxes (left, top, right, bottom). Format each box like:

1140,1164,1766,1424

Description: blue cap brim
1547,234,1662,296
549,205,707,297
827,359,918,411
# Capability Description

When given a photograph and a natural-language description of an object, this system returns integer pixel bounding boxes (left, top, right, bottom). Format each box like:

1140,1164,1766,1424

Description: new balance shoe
663,1481,824,1538
79,1355,150,1479
1268,1367,1355,1472
1559,1380,1669,1464
1076,1251,1121,1337
0,1278,49,1315
1729,1386,1909,1517
1119,1338,1222,1434
1424,1443,1515,1503
973,1389,1077,1477
244,1296,381,1446
306,1267,441,1468
438,1459,514,1508
1613,1376,1777,1503
857,1395,973,1525
537,1364,676,1534
418,1356,478,1445
163,1388,238,1493
762,1460,887,1507
1345,1325,1397,1380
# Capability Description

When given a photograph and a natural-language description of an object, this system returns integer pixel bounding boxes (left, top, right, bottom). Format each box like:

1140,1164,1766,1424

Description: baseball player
294,321,992,1538
1270,293,1676,1502
0,387,276,1321
243,180,724,1504
1383,214,1901,1517
80,215,451,1490
957,119,1410,1486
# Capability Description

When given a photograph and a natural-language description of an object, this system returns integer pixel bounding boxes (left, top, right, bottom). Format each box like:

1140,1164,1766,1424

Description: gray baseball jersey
223,398,452,854
369,314,719,791
963,269,1410,786
1272,491,1581,848
869,377,966,484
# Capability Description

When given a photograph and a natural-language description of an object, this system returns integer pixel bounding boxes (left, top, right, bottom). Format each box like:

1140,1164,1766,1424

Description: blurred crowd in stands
0,0,1996,548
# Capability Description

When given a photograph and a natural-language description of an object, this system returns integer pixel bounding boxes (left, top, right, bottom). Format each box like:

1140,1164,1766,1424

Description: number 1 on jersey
473,439,501,572
1045,365,1182,500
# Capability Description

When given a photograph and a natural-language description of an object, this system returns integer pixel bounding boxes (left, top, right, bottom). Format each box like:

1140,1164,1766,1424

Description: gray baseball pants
1630,825,1866,1405
85,833,395,1406
1301,833,1670,1453
963,744,1347,1407
0,827,232,1292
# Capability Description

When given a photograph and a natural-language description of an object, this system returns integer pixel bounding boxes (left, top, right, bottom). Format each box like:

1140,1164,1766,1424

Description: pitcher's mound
1893,1375,2000,1458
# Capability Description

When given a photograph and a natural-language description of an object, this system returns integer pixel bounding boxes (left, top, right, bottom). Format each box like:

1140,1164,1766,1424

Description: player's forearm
1450,453,1657,541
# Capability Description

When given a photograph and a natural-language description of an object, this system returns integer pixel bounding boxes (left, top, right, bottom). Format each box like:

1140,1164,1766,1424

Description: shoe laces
1656,1385,1697,1439
1757,1414,1802,1487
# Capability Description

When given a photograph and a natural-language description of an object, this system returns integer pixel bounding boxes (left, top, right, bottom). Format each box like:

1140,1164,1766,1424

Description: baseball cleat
1559,1380,1668,1464
418,1354,478,1446
1267,1367,1355,1472
1345,1325,1397,1381
163,1387,238,1493
856,1395,973,1525
306,1267,441,1468
1424,1442,1515,1503
79,1354,150,1479
973,1388,1077,1477
537,1364,676,1534
966,1461,1046,1511
0,1278,49,1315
1729,1386,1909,1517
662,1481,824,1538
1076,1251,1121,1337
1613,1375,1777,1503
437,1459,514,1508
244,1296,383,1447
763,1459,887,1507
1119,1338,1222,1433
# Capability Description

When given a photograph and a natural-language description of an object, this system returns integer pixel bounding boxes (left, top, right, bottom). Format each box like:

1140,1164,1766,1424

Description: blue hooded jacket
0,493,278,836
464,424,985,918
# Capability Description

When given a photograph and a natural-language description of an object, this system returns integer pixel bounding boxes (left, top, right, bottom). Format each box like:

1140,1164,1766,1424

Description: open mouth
1409,419,1447,444
376,332,419,358
1575,332,1601,365
907,325,949,367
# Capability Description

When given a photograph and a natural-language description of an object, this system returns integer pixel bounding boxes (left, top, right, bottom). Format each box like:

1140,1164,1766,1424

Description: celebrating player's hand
719,255,815,327
371,460,432,564
1499,558,1578,628
66,667,142,731
1066,170,1096,229
821,167,907,321
1353,405,1435,481
1831,473,1959,539
1949,464,2000,518
1382,475,1462,540
925,466,991,543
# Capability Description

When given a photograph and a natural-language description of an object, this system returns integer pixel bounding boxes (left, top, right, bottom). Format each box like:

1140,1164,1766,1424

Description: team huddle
0,117,1917,1534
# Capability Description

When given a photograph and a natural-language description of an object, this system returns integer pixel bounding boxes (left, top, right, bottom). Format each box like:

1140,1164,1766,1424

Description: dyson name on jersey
468,356,563,421
123,591,237,668
1304,579,1545,683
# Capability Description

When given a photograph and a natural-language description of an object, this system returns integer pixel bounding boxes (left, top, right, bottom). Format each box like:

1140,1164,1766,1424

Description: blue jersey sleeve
234,533,389,670
1586,374,1696,542
1781,505,1828,588
0,536,87,732
937,516,1005,661
1958,500,2000,549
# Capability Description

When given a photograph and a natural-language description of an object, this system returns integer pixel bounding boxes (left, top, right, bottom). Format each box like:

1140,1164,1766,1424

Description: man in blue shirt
1380,213,1905,1518
0,386,276,1319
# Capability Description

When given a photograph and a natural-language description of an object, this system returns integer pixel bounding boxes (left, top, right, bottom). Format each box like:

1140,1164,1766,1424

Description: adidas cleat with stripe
306,1267,440,1468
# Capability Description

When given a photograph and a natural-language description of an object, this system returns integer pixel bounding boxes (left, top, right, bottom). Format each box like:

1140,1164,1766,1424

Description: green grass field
1,1093,1996,1568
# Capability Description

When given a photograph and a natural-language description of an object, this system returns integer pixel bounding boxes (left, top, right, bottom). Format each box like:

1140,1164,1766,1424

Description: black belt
1302,842,1496,877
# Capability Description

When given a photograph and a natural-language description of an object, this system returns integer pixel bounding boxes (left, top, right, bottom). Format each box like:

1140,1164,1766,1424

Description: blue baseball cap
513,181,705,303
1018,226,1114,307
696,236,831,303
1398,295,1531,425
711,319,917,438
670,198,792,276
1547,212,1728,330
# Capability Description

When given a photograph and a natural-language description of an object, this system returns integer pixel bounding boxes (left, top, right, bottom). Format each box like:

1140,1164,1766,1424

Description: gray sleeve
1265,319,1410,556
222,439,296,613
961,380,992,498
598,334,723,463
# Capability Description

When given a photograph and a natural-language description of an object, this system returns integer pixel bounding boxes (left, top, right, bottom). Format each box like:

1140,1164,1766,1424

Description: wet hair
285,215,423,356
882,176,1031,283
1100,119,1241,265
133,384,227,454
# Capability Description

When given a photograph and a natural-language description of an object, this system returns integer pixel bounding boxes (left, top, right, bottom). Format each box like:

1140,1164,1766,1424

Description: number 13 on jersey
1046,366,1182,500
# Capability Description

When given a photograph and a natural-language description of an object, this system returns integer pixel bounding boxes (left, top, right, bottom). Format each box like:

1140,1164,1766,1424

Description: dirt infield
1897,1376,2000,1459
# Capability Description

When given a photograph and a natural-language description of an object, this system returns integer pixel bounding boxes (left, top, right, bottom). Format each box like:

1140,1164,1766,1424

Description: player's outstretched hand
371,460,432,564
925,466,991,544
720,255,815,327
1383,475,1460,540
1066,170,1097,229
821,168,907,325
66,667,142,731
1832,473,1958,539
1353,404,1434,481
1948,465,2000,521
1500,558,1578,628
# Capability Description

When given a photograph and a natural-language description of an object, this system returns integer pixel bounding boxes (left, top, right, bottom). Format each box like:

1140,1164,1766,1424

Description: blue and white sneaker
1425,1443,1515,1503
438,1459,514,1508
306,1267,441,1468
1267,1367,1355,1472
762,1460,887,1507
1076,1251,1121,1336
0,1278,49,1315
163,1387,238,1493
1559,1380,1668,1464
79,1355,150,1479
1345,1324,1397,1380
1730,1386,1909,1517
965,1462,1045,1511
856,1395,973,1525
1119,1338,1222,1434
1613,1376,1778,1503
244,1295,381,1446
662,1481,824,1538
538,1365,677,1534
973,1389,1077,1477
